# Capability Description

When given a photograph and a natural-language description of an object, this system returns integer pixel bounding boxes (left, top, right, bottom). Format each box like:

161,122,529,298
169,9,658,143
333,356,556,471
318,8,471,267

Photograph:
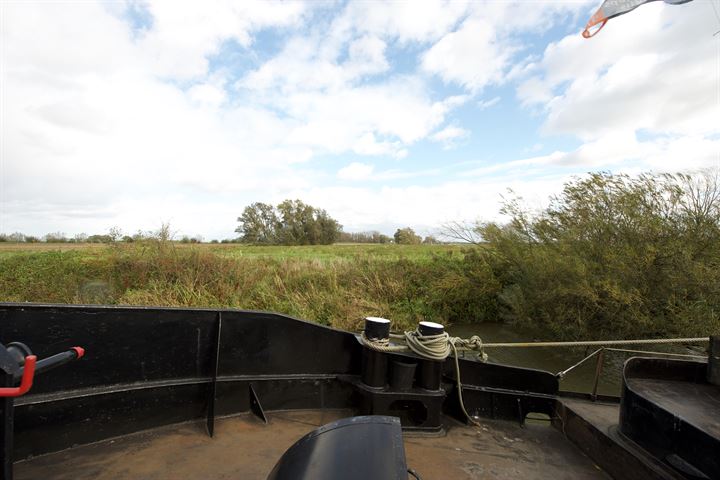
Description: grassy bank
0,242,489,332
0,226,717,340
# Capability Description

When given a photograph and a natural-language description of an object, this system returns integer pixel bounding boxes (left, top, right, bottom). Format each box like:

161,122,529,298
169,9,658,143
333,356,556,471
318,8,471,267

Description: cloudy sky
2,0,719,240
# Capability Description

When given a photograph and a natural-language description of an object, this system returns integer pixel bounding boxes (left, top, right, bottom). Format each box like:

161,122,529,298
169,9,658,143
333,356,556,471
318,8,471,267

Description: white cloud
477,96,501,110
333,0,471,45
134,0,308,79
2,0,716,241
517,1,719,139
337,162,374,181
422,17,513,92
465,133,720,177
430,125,470,149
421,2,591,92
293,174,573,234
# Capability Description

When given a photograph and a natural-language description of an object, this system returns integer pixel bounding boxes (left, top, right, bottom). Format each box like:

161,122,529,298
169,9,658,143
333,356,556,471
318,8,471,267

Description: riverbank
0,240,717,340
0,242,483,332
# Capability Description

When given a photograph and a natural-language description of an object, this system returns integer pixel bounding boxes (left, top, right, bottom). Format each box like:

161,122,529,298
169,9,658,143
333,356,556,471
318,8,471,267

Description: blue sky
2,0,718,240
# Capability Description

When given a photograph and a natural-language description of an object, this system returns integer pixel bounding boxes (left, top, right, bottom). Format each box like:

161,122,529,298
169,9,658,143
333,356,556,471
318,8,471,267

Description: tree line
236,200,444,245
236,199,342,245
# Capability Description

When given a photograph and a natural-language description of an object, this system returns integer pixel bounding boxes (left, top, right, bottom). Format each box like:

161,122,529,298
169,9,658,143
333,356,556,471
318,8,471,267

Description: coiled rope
359,330,709,426
359,330,488,361
359,329,487,426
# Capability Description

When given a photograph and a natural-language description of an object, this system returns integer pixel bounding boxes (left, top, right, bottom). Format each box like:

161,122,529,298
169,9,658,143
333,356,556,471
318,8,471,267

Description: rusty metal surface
15,410,609,480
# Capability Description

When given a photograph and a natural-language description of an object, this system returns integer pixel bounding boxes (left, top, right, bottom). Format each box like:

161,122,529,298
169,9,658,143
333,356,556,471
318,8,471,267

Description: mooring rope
481,337,708,348
555,345,708,378
358,331,709,425
359,329,487,426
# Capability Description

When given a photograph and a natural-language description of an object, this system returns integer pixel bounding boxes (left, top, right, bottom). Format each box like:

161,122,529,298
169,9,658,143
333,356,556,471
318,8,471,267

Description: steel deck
15,410,609,480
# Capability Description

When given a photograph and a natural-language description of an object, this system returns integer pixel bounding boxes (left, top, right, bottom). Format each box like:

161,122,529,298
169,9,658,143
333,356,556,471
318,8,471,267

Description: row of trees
337,229,439,244
236,200,342,245
236,201,445,246
0,227,206,244
338,231,392,244
0,232,118,243
0,225,438,246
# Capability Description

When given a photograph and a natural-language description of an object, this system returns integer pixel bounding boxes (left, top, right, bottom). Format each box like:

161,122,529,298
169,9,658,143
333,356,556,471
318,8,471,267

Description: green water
449,323,705,397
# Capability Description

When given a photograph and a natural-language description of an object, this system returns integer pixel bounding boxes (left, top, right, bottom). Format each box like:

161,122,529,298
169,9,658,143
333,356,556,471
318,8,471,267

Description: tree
44,232,67,243
394,227,421,245
236,202,279,244
475,169,720,340
440,220,483,244
108,227,123,243
235,200,342,245
338,231,391,243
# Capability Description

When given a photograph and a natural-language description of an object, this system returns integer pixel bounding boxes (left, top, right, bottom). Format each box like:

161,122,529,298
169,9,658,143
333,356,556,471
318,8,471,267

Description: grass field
2,235,715,341
0,242,462,260
0,242,478,332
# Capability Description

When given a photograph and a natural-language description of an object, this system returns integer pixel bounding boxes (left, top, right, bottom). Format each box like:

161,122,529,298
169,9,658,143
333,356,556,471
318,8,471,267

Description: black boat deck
14,410,609,480
627,378,720,437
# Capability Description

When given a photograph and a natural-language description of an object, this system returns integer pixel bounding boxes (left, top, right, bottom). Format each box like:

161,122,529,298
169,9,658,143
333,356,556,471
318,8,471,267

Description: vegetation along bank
0,171,717,341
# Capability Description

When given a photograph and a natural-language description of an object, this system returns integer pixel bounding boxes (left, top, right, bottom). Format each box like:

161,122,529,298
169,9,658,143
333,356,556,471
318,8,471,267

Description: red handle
0,355,36,397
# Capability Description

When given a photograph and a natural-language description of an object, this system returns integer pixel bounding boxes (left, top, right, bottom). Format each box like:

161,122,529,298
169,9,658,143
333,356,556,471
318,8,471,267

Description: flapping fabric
583,0,694,38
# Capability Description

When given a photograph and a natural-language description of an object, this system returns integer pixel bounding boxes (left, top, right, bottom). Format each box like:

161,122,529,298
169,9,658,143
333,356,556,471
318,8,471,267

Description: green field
0,242,477,332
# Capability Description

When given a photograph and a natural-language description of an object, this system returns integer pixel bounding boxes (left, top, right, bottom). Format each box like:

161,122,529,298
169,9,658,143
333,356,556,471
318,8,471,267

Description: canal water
449,323,705,397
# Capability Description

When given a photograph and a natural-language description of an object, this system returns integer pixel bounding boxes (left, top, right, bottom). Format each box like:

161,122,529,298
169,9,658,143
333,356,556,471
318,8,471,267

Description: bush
475,171,720,340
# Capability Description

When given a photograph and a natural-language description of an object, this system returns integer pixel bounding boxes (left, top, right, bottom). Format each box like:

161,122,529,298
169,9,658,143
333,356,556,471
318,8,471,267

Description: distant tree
236,200,341,245
131,230,147,242
74,233,88,243
25,235,40,243
423,235,440,244
87,234,111,243
0,234,7,242
236,202,279,244
338,230,392,244
8,232,25,242
394,227,421,245
153,223,173,242
44,232,67,243
108,227,123,243
315,208,341,244
276,199,313,245
121,235,134,243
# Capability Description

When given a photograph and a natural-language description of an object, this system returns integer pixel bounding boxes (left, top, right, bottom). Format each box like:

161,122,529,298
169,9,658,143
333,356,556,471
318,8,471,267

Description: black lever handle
13,347,84,382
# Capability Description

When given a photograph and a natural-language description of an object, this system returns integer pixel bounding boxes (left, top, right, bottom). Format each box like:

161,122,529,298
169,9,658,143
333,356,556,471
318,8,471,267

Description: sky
1,0,719,240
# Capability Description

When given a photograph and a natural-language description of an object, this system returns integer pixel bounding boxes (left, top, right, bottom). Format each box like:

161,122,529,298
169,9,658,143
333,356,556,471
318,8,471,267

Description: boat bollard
360,317,390,388
417,321,444,391
708,335,720,386
390,360,417,391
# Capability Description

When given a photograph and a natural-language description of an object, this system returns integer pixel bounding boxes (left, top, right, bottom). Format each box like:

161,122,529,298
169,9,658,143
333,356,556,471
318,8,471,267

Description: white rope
359,328,487,426
358,329,709,424
556,346,708,378
360,330,488,361
481,337,708,348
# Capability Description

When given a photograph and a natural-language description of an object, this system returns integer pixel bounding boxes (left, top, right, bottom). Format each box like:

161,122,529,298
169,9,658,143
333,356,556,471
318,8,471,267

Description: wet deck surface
15,410,609,480
558,397,620,431
627,378,720,437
